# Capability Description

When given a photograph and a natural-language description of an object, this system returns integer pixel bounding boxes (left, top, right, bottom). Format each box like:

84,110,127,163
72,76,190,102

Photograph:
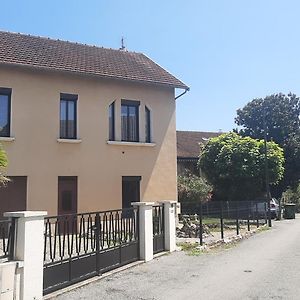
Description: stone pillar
4,211,47,300
131,202,154,262
161,201,177,252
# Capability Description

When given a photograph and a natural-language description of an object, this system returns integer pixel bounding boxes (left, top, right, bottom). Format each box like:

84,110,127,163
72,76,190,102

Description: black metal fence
153,205,165,254
0,218,15,261
43,207,139,294
179,201,268,245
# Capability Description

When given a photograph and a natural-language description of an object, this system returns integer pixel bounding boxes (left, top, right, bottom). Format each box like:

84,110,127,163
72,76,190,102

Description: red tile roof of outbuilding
177,130,222,158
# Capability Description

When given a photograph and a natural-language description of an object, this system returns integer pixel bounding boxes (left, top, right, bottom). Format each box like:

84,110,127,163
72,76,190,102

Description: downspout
175,87,190,100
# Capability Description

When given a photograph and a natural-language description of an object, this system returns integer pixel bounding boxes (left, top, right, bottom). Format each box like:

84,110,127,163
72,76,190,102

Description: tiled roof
177,130,222,158
0,31,188,89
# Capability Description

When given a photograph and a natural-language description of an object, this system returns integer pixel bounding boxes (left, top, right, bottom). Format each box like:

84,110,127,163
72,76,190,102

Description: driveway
55,217,300,300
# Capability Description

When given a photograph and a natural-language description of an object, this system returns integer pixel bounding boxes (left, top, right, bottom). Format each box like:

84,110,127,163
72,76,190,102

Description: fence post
264,202,268,225
4,211,47,300
236,203,239,235
256,202,259,228
199,203,203,246
220,202,224,240
247,202,250,231
95,213,101,275
161,201,176,252
131,202,154,262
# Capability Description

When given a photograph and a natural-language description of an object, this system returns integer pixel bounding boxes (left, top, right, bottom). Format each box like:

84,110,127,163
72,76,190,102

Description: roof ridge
177,130,221,134
0,29,142,55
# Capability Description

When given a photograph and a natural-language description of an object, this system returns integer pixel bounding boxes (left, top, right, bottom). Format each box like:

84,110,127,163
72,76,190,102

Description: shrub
178,173,212,203
0,144,9,186
199,132,285,201
282,183,300,212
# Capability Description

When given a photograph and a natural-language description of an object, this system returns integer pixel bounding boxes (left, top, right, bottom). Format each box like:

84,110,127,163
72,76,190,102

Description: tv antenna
120,37,126,50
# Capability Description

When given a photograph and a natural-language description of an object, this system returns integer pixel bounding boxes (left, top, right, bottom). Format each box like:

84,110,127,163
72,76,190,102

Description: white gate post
161,201,177,252
131,202,154,262
4,211,47,300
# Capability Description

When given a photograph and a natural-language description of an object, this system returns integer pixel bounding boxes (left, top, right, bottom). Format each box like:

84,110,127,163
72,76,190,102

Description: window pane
60,98,76,139
121,105,128,141
60,100,67,138
121,101,139,142
0,95,9,137
109,102,115,140
128,106,137,141
67,101,75,138
145,106,151,143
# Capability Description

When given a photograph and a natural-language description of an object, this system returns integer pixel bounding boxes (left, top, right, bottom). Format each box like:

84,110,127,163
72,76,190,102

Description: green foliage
235,93,300,190
178,173,212,203
0,144,9,185
282,182,300,212
283,134,300,187
199,133,284,201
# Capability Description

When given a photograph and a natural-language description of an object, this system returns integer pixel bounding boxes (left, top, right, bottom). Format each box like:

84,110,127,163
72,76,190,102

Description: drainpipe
175,87,190,100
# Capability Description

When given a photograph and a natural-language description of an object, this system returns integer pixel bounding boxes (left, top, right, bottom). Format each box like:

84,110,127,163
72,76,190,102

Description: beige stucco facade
0,65,177,215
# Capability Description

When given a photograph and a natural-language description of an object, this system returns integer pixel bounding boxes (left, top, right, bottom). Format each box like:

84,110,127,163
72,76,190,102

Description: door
122,176,141,208
58,177,77,215
0,176,27,218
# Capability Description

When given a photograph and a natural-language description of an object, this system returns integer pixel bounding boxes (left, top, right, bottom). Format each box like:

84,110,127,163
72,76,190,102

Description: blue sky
1,0,300,132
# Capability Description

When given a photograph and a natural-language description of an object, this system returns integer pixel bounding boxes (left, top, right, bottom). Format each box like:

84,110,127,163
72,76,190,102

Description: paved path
56,217,300,300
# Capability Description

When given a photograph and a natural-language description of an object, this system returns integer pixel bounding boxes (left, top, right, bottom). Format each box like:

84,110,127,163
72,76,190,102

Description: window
109,101,115,141
60,94,77,139
145,106,151,143
0,88,11,137
121,100,140,142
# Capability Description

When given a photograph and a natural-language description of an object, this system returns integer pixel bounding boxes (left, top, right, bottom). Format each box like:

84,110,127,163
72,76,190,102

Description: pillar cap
4,211,47,218
131,202,155,207
159,201,177,205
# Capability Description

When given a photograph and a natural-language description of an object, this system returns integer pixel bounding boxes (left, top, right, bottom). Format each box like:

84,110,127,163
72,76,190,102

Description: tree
235,93,300,190
0,144,9,185
199,133,284,201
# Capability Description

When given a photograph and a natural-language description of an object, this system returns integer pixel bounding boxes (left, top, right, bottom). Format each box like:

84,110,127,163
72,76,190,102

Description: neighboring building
177,130,222,175
0,31,188,216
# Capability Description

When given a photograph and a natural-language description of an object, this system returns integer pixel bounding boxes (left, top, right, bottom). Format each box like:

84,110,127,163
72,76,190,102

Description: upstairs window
0,88,11,137
60,94,77,139
108,101,115,141
121,100,140,142
145,106,151,143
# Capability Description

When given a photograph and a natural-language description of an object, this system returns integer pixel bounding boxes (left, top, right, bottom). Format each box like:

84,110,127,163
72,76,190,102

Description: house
0,31,188,216
177,130,221,175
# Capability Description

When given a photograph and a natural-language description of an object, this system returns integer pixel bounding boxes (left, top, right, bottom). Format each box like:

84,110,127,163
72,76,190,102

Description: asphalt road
56,217,300,300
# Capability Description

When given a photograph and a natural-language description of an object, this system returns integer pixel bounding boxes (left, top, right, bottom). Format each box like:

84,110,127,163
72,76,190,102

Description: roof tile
0,31,188,89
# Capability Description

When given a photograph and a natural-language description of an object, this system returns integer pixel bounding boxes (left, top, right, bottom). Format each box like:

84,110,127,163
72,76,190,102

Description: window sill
107,141,156,147
0,137,15,142
57,138,82,144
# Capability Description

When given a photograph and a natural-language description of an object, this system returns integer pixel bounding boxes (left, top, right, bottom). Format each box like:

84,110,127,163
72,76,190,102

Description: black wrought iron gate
43,207,139,295
153,205,165,254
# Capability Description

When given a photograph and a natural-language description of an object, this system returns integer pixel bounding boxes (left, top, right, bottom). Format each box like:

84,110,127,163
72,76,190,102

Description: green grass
177,242,208,256
256,225,271,233
178,242,198,252
178,242,200,255
202,218,227,225
177,241,239,256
